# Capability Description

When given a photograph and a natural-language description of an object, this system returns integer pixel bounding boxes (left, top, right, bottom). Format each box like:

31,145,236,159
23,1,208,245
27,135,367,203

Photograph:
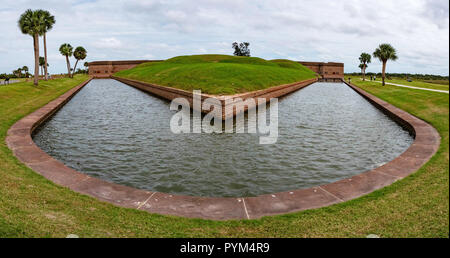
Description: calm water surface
33,79,413,197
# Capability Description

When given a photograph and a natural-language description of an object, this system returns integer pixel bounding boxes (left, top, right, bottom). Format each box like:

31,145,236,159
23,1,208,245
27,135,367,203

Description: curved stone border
5,78,440,220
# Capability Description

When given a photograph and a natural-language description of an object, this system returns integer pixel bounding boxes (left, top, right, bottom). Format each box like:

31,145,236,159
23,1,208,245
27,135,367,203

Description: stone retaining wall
112,76,318,120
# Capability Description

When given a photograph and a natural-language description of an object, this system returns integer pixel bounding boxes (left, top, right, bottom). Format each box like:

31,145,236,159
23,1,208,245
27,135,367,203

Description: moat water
33,79,413,197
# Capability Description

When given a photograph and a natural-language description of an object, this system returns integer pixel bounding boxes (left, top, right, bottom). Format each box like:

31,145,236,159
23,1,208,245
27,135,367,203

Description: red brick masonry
88,60,162,78
298,61,344,81
88,59,343,81
5,78,441,220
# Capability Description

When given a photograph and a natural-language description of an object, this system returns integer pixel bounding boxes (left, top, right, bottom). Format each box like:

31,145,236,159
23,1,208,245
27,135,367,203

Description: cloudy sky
0,0,448,75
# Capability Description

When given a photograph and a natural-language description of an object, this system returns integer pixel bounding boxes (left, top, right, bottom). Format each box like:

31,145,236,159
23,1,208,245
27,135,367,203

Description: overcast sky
0,0,448,75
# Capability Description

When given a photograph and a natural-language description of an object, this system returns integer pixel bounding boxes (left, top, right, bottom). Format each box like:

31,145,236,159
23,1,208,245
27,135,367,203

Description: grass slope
347,76,449,91
114,55,317,95
0,75,448,237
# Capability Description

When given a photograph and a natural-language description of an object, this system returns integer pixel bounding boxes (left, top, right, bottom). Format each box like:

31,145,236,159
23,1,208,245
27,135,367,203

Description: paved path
1,79,21,85
366,79,449,94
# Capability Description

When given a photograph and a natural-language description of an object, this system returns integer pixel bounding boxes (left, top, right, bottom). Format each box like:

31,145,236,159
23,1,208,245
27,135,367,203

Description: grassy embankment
347,75,449,91
114,54,317,95
0,71,448,237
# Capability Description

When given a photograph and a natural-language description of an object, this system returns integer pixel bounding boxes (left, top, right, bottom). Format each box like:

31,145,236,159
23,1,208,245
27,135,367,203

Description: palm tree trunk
72,60,79,78
43,33,48,80
33,33,39,86
65,55,71,78
382,61,386,86
362,64,366,81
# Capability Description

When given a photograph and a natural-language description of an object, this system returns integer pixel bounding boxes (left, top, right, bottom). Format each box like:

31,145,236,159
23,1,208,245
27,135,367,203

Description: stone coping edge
5,78,441,220
111,76,319,120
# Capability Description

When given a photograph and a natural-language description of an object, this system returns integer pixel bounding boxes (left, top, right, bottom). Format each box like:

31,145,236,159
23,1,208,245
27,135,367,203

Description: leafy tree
37,10,55,80
18,9,46,85
232,42,250,56
59,43,73,77
74,68,88,74
72,46,87,78
373,43,398,86
358,52,371,81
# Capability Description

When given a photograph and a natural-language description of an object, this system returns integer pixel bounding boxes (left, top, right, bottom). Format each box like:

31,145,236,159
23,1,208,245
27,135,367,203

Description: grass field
422,80,449,86
114,55,317,95
0,75,448,237
347,76,449,91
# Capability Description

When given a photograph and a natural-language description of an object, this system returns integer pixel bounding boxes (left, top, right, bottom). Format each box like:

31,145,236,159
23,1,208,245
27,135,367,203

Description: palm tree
358,52,371,81
358,63,365,75
14,68,23,78
83,62,89,74
18,9,45,85
22,66,29,77
59,43,73,77
39,56,45,76
373,44,398,86
72,46,87,77
36,10,54,81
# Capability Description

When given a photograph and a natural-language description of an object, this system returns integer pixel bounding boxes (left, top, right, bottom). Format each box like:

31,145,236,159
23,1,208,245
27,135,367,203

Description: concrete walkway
0,79,20,85
366,79,449,94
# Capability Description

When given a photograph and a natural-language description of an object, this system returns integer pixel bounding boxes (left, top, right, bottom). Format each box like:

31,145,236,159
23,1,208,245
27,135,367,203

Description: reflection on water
33,79,413,197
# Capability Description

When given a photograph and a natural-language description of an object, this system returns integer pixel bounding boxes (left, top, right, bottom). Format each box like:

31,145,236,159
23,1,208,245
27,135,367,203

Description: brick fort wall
88,60,344,81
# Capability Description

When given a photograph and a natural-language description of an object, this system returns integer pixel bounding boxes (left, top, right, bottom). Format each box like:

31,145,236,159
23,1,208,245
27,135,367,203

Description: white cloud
142,54,155,59
92,38,123,49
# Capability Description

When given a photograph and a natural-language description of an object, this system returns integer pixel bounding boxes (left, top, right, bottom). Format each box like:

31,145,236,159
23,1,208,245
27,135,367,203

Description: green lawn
0,75,448,237
348,76,449,91
422,80,449,86
114,55,317,95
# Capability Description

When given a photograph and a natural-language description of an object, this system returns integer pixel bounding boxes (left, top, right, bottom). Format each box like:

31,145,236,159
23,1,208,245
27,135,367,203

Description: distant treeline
0,73,15,79
1,68,88,79
345,72,449,81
